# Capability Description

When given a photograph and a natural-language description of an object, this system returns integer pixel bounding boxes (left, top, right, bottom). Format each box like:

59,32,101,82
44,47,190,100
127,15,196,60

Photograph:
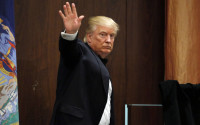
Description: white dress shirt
61,31,112,125
98,80,112,125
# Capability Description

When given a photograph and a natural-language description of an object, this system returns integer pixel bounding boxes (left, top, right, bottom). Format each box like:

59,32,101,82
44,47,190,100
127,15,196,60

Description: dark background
15,0,165,124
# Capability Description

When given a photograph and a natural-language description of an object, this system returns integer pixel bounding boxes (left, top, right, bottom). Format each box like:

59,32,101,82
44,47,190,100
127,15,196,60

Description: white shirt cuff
61,30,78,41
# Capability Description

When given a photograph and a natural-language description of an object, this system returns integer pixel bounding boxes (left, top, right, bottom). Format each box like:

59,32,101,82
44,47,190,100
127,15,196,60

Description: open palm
59,2,84,34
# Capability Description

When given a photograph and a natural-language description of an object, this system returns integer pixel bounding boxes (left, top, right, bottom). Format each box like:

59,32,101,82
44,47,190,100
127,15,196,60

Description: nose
106,35,111,43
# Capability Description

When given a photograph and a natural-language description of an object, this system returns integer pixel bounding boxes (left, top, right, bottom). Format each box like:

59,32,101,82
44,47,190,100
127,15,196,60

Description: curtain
165,0,200,84
160,80,200,125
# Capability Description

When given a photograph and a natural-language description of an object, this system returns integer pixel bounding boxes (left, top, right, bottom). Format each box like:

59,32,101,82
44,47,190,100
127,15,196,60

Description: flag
0,0,19,124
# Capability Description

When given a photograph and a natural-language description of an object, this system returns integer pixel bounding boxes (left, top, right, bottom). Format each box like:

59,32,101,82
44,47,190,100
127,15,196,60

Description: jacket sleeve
59,35,83,65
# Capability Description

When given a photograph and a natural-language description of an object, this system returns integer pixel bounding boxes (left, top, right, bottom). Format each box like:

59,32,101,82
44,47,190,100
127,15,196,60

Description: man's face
87,25,116,58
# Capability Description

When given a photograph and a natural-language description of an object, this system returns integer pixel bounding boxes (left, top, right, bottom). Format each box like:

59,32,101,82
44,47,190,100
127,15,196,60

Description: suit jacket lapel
98,59,110,94
86,43,110,94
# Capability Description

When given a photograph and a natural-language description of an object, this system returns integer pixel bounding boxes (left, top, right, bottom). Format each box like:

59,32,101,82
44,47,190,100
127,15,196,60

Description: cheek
96,37,105,43
111,41,114,46
96,38,105,46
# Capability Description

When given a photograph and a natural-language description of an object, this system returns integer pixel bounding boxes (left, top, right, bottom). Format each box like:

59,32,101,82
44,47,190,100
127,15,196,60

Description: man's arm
58,2,84,63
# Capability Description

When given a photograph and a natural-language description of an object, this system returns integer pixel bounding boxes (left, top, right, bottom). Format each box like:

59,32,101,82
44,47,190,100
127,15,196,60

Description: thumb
78,15,84,23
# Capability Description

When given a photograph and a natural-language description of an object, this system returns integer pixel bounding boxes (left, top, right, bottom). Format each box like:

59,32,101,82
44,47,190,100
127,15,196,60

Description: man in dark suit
50,2,119,125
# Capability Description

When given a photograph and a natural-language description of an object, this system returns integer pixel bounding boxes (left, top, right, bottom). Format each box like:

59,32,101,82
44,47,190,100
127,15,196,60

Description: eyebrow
99,31,115,35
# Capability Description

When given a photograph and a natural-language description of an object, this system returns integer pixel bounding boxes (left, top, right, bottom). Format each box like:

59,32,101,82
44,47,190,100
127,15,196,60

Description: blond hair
83,16,119,42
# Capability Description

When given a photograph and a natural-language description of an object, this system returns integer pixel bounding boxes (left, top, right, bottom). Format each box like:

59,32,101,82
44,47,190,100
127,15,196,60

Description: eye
99,33,107,37
110,34,115,39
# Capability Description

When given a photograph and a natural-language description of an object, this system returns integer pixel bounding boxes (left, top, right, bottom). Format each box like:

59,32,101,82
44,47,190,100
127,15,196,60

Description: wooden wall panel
15,0,63,124
126,0,165,104
126,0,165,124
128,106,163,125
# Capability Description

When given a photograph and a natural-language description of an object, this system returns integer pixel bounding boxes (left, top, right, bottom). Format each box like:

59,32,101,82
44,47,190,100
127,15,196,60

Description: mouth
103,46,111,49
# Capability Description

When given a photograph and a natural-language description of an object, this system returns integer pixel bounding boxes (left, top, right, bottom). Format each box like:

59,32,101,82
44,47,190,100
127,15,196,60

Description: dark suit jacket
50,36,115,125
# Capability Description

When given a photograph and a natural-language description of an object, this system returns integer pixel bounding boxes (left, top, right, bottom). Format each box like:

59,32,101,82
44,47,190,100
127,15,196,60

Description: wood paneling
15,0,62,124
126,0,165,124
128,106,163,125
126,0,165,104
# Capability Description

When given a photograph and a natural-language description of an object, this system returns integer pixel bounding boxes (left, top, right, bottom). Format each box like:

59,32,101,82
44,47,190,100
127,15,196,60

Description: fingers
71,3,77,17
63,5,68,16
66,2,72,15
58,10,65,19
63,2,78,16
78,15,85,22
59,2,81,20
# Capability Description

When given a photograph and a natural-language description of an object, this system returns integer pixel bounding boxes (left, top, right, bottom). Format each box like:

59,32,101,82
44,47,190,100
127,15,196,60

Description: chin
103,51,111,55
101,49,112,55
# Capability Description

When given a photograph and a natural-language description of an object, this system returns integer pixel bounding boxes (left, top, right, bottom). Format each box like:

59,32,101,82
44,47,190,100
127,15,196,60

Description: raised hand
59,2,84,34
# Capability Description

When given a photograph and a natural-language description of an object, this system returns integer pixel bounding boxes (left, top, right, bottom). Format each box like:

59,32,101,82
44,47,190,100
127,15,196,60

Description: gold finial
0,18,3,23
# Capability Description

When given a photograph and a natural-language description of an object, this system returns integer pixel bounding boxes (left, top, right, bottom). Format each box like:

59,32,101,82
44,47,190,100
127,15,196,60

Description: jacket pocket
58,104,84,119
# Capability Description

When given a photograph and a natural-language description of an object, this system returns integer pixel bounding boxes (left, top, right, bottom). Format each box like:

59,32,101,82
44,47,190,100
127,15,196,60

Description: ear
86,33,93,43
